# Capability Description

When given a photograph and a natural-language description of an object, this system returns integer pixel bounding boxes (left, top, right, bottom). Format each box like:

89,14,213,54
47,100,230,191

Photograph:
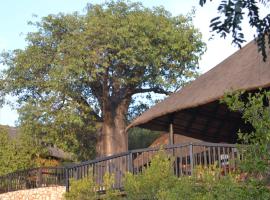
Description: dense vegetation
223,90,270,178
64,150,270,200
0,126,44,175
124,151,270,200
65,171,121,200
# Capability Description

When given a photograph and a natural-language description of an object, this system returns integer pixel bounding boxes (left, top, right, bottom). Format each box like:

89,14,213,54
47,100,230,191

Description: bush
220,90,270,193
64,151,270,200
124,150,176,200
123,151,270,200
222,90,270,177
64,175,97,200
0,126,42,175
64,171,121,200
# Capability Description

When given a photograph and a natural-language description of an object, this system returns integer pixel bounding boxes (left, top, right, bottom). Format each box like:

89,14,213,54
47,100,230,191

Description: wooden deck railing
0,142,240,194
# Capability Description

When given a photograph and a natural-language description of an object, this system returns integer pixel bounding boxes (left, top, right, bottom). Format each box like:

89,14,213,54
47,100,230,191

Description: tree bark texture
96,98,130,157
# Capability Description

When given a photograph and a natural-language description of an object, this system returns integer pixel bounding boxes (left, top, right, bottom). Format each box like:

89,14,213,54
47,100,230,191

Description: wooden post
169,123,174,145
65,167,70,192
189,143,193,175
127,152,133,174
37,168,42,187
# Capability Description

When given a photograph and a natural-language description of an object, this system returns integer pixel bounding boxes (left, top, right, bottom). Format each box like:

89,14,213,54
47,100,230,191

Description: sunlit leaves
222,90,270,174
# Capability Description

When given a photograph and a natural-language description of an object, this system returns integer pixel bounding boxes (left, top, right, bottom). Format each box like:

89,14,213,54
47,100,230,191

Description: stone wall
0,186,66,200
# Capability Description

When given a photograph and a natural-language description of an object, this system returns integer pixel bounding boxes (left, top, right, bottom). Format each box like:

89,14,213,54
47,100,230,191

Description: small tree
222,90,270,177
0,126,43,175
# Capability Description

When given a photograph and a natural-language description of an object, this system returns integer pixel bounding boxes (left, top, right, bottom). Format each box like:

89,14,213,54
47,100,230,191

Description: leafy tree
0,127,14,175
18,101,97,161
0,126,43,175
222,90,270,178
0,1,205,157
199,0,270,60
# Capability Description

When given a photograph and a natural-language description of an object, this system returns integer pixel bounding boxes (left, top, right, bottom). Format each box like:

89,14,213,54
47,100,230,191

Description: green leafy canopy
222,90,270,176
0,126,44,175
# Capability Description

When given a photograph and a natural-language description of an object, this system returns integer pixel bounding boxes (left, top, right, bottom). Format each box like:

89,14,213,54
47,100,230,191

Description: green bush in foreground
222,90,270,178
123,151,270,200
124,151,176,200
64,175,97,200
64,151,270,200
64,171,121,200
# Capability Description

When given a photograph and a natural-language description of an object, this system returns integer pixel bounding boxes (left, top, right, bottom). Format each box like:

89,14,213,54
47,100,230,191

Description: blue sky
0,0,260,126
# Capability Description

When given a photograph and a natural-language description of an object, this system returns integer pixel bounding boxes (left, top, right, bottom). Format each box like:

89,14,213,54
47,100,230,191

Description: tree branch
132,87,172,96
72,95,103,122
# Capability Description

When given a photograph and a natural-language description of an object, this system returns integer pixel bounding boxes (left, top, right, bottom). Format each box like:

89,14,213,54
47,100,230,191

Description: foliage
64,171,121,200
123,151,270,200
124,150,175,200
18,103,96,161
64,151,270,200
222,90,270,176
0,0,205,156
0,126,44,176
128,127,161,150
199,0,270,60
101,173,122,200
64,175,97,200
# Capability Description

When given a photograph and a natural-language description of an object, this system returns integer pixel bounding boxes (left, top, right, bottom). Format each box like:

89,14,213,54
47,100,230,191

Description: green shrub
124,150,176,200
101,173,122,200
123,151,270,200
64,176,97,200
0,126,42,175
222,90,270,177
64,171,121,200
65,151,270,200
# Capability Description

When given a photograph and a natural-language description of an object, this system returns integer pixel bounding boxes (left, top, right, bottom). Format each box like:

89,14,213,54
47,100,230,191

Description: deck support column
169,123,174,145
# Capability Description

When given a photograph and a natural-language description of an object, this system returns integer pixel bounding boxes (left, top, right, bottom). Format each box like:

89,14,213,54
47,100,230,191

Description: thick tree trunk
96,100,129,157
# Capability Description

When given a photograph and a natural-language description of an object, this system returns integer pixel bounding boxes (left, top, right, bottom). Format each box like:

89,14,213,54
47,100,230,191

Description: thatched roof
127,40,270,143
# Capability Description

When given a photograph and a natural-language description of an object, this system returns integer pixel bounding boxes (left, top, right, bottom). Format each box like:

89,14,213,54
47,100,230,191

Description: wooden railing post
65,167,70,192
37,168,42,187
127,152,133,174
7,174,10,192
189,143,193,175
